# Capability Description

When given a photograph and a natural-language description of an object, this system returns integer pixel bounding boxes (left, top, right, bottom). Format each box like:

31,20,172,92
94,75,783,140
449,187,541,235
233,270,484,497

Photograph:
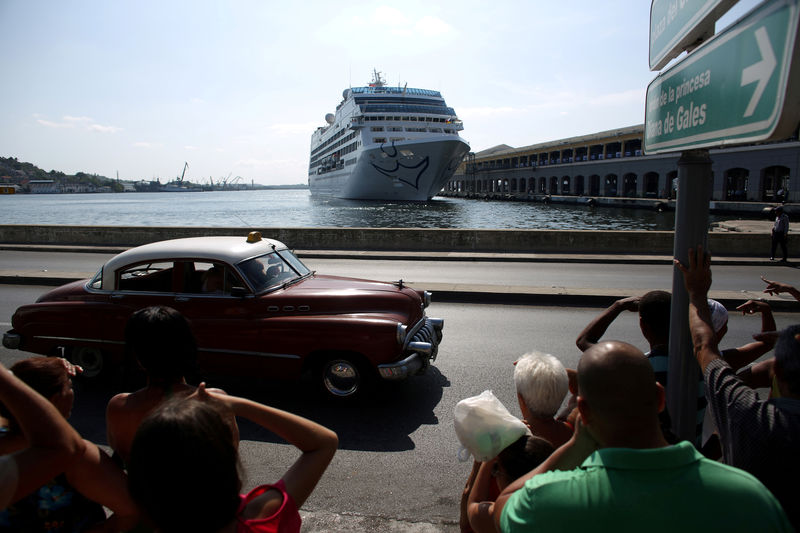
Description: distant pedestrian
771,206,789,261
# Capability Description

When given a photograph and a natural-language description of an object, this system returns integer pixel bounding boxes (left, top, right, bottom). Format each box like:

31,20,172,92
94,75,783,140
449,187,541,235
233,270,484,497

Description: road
3,249,800,298
1,279,797,531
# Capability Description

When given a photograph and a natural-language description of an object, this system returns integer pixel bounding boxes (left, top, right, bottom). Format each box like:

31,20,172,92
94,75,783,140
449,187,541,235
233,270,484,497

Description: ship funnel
325,113,335,124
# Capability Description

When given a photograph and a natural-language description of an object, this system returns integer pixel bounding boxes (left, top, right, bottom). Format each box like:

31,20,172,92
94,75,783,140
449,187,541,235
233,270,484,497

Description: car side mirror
230,286,250,298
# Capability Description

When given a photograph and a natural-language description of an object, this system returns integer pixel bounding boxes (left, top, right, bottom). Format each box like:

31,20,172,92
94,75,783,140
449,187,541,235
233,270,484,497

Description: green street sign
650,0,736,71
644,0,800,154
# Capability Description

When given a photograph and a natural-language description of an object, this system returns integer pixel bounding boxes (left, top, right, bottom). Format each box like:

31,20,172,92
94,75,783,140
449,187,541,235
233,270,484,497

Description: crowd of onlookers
1,246,799,532
0,306,337,532
459,246,799,532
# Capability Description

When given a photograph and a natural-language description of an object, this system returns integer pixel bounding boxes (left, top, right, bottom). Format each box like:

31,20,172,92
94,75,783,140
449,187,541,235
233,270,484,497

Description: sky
0,0,761,185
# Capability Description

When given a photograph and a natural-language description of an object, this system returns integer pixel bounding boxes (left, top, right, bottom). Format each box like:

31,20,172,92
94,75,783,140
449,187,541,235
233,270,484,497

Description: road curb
3,274,799,311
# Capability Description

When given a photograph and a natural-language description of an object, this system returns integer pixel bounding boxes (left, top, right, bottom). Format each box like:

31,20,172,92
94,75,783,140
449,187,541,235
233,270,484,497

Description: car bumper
378,353,424,380
2,331,20,350
378,316,444,380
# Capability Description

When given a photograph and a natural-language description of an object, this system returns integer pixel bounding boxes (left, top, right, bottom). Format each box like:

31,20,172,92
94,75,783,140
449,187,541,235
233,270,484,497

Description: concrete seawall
0,224,771,256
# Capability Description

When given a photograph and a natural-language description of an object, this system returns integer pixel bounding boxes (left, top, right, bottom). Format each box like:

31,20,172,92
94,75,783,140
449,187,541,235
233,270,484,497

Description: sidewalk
299,510,458,532
1,244,797,310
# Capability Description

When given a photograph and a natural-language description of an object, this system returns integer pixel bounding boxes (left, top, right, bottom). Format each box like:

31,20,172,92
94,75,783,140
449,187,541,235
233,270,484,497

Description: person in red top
127,383,338,533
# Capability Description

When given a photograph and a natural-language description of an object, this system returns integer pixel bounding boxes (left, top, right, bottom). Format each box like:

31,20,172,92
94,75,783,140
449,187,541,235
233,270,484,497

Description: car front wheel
69,346,105,379
318,356,370,399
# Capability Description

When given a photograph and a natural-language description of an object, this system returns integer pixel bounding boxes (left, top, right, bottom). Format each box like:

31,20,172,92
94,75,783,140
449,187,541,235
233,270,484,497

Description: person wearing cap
677,246,800,529
771,206,789,261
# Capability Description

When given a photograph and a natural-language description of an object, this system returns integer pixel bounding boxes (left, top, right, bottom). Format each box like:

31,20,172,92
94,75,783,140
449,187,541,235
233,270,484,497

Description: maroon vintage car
2,232,443,398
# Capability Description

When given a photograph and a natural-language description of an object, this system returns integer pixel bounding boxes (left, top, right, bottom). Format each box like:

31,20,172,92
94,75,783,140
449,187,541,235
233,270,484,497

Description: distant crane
178,162,189,183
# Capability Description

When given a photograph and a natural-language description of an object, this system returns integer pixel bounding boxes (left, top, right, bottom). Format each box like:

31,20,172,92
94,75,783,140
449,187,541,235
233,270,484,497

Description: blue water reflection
0,189,741,230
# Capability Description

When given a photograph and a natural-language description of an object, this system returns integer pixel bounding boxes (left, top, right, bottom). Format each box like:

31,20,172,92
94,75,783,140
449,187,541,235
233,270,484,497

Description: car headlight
397,323,408,344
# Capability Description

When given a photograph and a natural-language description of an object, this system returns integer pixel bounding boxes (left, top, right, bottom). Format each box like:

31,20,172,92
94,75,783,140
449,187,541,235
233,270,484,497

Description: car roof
103,235,287,277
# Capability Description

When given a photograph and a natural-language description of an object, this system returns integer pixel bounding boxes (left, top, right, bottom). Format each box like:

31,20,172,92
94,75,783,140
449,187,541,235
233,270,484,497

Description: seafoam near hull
310,138,470,201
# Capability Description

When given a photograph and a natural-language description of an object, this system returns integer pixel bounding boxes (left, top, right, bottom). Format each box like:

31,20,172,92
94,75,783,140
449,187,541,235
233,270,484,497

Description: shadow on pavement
68,365,451,453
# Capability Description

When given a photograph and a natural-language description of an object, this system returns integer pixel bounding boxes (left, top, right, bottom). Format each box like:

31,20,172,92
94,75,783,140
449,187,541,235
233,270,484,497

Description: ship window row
359,104,455,115
369,128,455,140
310,132,358,164
363,116,450,123
351,86,441,97
354,96,444,106
308,141,360,171
311,128,351,158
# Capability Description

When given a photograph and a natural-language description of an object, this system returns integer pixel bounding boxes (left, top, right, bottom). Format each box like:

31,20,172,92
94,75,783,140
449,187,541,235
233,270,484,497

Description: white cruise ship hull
310,137,470,201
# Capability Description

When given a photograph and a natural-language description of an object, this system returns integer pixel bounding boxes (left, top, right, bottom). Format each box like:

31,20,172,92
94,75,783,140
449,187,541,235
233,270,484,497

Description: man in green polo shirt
494,340,791,533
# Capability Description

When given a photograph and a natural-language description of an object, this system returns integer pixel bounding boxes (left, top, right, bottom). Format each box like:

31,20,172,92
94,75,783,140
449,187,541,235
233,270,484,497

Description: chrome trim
396,323,408,344
35,335,124,346
423,291,432,308
199,348,301,360
408,341,432,355
402,318,426,350
402,316,444,362
378,353,423,380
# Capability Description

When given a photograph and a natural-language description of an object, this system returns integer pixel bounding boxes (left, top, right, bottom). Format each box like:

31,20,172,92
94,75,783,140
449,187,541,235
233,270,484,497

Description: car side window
239,252,300,293
188,262,241,295
117,262,175,292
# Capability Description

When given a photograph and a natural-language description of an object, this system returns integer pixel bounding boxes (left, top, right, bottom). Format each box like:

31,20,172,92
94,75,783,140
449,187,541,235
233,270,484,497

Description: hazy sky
0,0,759,185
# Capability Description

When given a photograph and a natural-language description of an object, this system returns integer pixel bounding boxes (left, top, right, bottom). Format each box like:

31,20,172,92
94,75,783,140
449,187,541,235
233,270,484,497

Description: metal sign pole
667,148,712,443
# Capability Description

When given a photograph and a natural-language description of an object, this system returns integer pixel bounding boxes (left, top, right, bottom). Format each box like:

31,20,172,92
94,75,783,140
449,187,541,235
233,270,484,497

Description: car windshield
238,250,310,293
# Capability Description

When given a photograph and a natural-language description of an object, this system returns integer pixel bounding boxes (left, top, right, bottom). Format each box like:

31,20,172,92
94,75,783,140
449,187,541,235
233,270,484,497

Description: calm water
0,189,729,231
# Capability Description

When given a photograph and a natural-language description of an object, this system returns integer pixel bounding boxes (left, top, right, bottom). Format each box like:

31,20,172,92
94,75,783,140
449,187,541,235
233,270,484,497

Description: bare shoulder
242,487,284,520
106,392,133,412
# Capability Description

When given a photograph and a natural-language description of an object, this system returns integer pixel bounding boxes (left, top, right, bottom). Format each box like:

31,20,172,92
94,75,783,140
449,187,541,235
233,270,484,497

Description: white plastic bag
454,390,530,462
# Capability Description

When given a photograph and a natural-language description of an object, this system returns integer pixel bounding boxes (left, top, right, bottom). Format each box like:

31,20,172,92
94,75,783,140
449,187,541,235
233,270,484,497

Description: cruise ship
308,71,470,201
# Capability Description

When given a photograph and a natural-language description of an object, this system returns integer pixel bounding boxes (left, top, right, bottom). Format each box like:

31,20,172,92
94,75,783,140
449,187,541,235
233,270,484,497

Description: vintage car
2,232,443,398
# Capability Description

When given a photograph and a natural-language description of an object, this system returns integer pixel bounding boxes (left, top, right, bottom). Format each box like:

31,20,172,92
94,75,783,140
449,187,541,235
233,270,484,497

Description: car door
165,260,269,378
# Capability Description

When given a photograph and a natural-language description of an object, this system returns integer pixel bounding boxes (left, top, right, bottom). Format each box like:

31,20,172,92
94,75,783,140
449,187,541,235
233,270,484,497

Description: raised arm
460,460,481,533
761,276,800,300
0,363,85,504
195,384,338,509
466,459,501,533
65,440,140,532
674,246,721,373
723,300,777,370
575,296,640,352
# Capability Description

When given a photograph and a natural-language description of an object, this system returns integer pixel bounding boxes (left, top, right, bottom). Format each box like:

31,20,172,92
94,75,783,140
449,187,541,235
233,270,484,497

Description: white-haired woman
513,351,572,448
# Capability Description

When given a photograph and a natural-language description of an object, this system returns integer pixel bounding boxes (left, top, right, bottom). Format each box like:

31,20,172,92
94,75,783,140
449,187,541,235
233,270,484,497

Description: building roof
473,125,645,159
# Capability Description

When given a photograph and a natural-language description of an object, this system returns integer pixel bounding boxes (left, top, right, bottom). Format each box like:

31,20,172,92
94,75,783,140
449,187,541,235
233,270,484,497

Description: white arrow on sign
740,26,777,117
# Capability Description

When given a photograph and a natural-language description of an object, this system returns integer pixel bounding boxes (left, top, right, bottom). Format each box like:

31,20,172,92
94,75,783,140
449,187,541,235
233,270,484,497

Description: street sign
644,0,800,154
649,0,737,71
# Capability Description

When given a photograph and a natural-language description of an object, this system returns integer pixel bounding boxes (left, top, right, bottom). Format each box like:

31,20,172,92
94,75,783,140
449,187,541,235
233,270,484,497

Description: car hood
35,279,91,302
268,274,425,318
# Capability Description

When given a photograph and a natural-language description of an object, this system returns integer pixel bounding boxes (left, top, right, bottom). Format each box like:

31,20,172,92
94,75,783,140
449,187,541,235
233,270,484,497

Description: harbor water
0,189,744,231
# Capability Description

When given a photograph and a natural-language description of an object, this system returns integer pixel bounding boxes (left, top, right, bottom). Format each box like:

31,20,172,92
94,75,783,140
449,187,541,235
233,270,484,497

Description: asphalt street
1,248,799,531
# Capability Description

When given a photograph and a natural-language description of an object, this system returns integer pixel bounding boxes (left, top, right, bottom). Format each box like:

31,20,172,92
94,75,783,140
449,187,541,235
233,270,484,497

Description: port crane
177,162,189,183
